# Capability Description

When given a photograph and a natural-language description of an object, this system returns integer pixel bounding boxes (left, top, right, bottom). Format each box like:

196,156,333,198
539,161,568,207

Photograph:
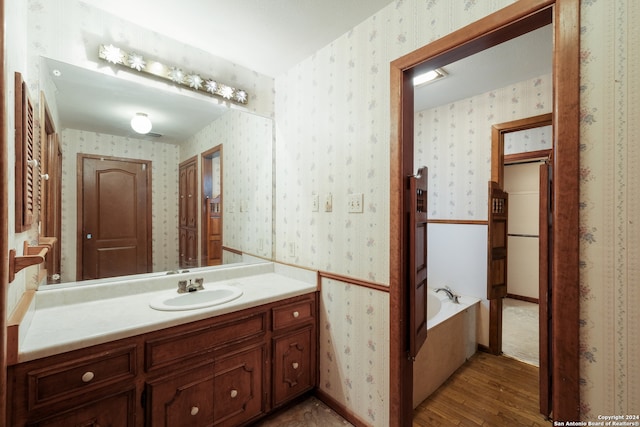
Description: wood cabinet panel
146,359,215,427
213,344,266,426
145,312,266,371
273,326,314,406
26,389,135,427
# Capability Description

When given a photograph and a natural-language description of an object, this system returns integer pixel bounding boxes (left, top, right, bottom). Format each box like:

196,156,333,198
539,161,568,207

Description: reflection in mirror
38,57,274,287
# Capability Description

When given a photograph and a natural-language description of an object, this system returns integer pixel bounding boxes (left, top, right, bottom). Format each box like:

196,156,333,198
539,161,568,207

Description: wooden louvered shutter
15,72,35,232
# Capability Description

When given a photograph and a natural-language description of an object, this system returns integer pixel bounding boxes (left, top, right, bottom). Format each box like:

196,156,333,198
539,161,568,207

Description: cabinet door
213,344,266,427
147,361,215,427
273,327,313,406
28,389,135,427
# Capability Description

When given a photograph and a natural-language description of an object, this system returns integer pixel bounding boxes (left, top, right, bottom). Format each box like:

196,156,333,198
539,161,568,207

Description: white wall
504,162,541,300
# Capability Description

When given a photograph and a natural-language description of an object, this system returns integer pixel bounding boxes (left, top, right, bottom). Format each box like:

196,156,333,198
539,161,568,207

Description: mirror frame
389,0,580,425
0,0,8,422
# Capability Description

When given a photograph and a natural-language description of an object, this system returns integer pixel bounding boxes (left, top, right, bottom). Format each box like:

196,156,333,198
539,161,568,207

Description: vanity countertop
17,262,317,363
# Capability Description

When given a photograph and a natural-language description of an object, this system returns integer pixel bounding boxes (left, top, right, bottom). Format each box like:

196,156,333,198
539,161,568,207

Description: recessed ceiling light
52,69,62,77
413,68,447,87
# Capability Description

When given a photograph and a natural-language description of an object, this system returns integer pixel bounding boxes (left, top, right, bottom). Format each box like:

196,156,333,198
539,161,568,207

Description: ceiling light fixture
131,113,152,134
98,44,249,105
413,67,447,87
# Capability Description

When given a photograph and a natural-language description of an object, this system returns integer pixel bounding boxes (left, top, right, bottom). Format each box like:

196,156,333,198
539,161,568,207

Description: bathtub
413,288,481,408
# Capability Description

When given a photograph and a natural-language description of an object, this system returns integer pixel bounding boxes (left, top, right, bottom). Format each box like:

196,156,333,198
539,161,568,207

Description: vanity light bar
98,44,249,105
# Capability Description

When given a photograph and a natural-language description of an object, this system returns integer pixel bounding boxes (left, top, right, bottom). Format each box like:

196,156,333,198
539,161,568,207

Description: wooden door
539,162,552,416
408,167,428,359
179,157,198,268
487,181,508,354
79,156,151,280
207,198,222,265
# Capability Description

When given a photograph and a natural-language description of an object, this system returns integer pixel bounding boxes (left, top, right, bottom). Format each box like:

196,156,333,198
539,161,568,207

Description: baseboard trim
315,388,371,427
506,293,539,304
477,343,491,354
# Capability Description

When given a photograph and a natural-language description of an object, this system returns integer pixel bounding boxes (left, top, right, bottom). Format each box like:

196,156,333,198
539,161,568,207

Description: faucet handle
178,280,188,293
194,278,204,291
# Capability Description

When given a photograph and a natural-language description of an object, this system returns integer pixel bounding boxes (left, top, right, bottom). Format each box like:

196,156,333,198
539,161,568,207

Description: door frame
201,145,223,265
76,154,153,280
489,112,553,355
389,0,580,425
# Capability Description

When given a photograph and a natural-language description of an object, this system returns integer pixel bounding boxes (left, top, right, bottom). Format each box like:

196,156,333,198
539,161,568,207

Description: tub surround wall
413,291,479,408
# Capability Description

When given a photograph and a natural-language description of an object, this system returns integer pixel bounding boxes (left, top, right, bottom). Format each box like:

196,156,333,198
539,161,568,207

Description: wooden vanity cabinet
271,298,317,407
7,292,317,427
7,341,138,426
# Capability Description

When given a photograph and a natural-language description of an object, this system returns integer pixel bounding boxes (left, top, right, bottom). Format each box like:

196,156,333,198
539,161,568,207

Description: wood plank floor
413,352,552,427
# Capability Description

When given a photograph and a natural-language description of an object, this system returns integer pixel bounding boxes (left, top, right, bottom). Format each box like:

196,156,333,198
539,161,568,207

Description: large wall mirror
37,57,274,287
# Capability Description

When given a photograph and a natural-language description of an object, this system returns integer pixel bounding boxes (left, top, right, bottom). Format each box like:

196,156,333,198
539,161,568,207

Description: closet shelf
8,238,57,283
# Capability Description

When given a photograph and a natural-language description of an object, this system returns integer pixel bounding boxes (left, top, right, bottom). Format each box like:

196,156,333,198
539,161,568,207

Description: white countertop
18,262,317,363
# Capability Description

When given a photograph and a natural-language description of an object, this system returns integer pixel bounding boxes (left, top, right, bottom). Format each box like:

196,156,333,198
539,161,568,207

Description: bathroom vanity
7,263,318,426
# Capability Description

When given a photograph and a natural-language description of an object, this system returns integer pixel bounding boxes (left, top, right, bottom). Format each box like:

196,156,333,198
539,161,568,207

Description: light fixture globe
131,112,152,134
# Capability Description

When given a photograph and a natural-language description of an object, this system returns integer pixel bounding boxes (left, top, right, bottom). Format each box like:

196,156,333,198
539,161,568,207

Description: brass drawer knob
292,311,300,318
81,371,95,383
191,406,199,416
230,389,238,398
292,362,299,370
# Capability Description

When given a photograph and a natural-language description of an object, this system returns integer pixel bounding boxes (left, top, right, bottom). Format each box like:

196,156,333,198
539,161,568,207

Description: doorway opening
201,145,223,266
390,1,580,426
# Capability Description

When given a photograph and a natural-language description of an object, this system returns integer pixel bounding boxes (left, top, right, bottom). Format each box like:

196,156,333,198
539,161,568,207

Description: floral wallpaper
60,129,180,281
182,109,274,259
275,0,638,423
504,124,552,155
3,0,637,423
415,74,552,220
578,0,639,418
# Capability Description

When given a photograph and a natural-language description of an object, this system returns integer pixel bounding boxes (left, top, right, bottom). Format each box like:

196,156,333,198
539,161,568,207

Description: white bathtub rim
426,288,480,330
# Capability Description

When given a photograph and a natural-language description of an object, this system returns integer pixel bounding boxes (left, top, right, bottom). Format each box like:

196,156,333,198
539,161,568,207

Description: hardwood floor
413,352,552,427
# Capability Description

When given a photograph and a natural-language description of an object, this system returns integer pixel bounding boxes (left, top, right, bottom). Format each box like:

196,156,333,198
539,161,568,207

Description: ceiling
48,2,552,142
78,0,394,78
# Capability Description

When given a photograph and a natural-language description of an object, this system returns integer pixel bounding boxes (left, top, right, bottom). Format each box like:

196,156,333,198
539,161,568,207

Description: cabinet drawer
272,299,314,331
26,345,136,410
27,388,135,427
273,326,314,406
145,312,266,371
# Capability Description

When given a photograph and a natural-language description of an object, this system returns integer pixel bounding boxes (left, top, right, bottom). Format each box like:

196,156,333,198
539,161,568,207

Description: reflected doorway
78,155,152,280
201,145,223,266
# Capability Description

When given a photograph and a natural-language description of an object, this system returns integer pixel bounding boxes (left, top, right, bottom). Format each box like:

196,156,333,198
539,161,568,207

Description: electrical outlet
348,193,364,213
324,193,333,212
228,202,235,213
312,194,319,212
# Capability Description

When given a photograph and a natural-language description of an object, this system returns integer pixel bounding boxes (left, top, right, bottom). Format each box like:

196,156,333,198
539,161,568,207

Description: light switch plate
312,194,319,212
348,193,364,213
324,193,333,212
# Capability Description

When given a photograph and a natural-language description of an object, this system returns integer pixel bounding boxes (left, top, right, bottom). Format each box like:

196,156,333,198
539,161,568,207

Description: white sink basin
149,284,243,311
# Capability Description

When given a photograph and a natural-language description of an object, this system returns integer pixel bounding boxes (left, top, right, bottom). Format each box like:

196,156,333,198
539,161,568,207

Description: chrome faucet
178,278,205,293
435,286,460,304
